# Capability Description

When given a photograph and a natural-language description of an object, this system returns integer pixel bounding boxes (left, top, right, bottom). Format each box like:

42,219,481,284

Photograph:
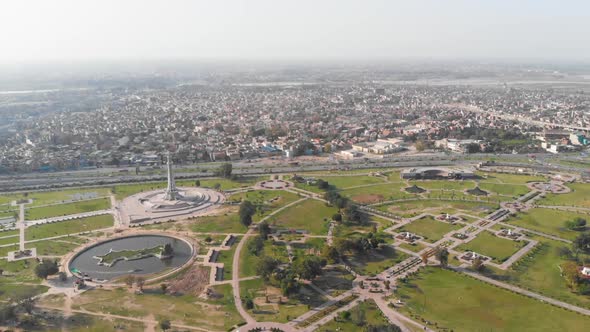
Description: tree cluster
34,260,59,280
239,200,256,227
565,218,587,231
216,163,233,178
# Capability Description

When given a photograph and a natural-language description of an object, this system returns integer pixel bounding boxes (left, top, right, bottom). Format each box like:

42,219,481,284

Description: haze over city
1,0,590,63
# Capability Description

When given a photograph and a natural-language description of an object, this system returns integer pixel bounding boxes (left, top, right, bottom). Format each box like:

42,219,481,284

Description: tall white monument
164,153,178,201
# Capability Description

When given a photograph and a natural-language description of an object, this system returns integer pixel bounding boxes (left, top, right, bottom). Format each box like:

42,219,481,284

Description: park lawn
190,209,248,233
503,236,590,309
267,199,336,235
216,236,241,280
346,245,409,276
0,283,48,301
74,286,243,331
0,258,43,283
398,216,462,243
379,199,498,218
25,214,114,240
340,182,413,203
311,266,355,296
396,267,590,332
40,314,145,332
229,189,301,221
455,231,526,263
0,209,17,219
240,278,326,323
478,182,530,197
239,237,262,278
398,241,428,253
179,176,263,190
319,175,385,189
292,181,327,194
27,240,80,256
0,188,110,207
413,180,477,191
505,208,589,240
0,244,18,257
291,237,325,259
25,198,111,220
317,299,390,332
0,235,18,246
477,172,546,185
538,183,590,208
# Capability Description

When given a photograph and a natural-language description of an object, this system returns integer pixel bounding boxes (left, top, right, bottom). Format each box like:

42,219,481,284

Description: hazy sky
1,0,589,63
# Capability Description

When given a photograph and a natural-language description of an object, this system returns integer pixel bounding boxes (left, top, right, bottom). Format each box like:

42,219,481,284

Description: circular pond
68,234,192,282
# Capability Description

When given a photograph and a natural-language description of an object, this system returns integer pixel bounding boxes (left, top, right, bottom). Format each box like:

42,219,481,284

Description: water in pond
69,235,192,281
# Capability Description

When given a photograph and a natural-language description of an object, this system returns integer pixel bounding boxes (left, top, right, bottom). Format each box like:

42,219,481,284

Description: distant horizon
2,0,589,64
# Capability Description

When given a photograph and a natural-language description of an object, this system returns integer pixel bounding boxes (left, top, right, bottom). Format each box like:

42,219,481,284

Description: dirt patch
166,265,209,296
352,194,384,204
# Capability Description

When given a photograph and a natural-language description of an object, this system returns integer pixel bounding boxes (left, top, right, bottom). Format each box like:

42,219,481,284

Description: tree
561,261,582,291
213,183,221,190
244,297,254,309
435,248,449,267
34,260,58,279
248,235,265,256
322,246,340,264
239,200,256,227
343,204,363,223
258,221,271,239
195,180,201,187
332,213,342,222
159,318,171,331
415,140,426,152
566,218,587,231
465,143,481,154
472,256,485,272
160,283,168,294
573,233,590,254
136,276,145,291
258,256,280,281
124,275,135,288
217,163,233,178
294,256,324,280
317,179,330,190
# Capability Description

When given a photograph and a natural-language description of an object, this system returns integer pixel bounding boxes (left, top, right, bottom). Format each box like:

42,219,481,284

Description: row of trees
557,232,590,294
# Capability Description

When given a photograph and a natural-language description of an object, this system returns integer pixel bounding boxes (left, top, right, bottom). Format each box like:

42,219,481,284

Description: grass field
397,216,462,243
478,182,531,196
346,245,409,275
25,198,111,220
413,180,476,191
240,277,326,323
340,182,413,203
317,299,390,331
189,209,248,233
0,188,110,207
476,172,546,185
455,231,526,263
538,183,590,208
216,237,241,280
27,239,82,256
73,286,243,330
318,175,386,189
505,208,589,240
229,189,301,221
267,199,336,235
397,267,590,331
378,199,497,218
25,214,114,240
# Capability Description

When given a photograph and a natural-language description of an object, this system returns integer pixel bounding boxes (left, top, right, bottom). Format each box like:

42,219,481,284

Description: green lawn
0,188,110,207
455,231,526,263
0,283,48,301
378,199,498,218
319,175,386,189
505,208,590,240
240,278,326,323
267,199,336,235
27,240,81,256
397,267,590,331
340,182,413,203
216,236,241,280
25,198,111,220
228,189,301,222
25,214,114,240
398,241,428,253
0,258,43,283
0,235,18,246
317,299,391,332
189,210,248,233
476,172,546,185
346,245,409,276
478,182,531,197
397,216,462,243
538,183,590,208
412,180,476,191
